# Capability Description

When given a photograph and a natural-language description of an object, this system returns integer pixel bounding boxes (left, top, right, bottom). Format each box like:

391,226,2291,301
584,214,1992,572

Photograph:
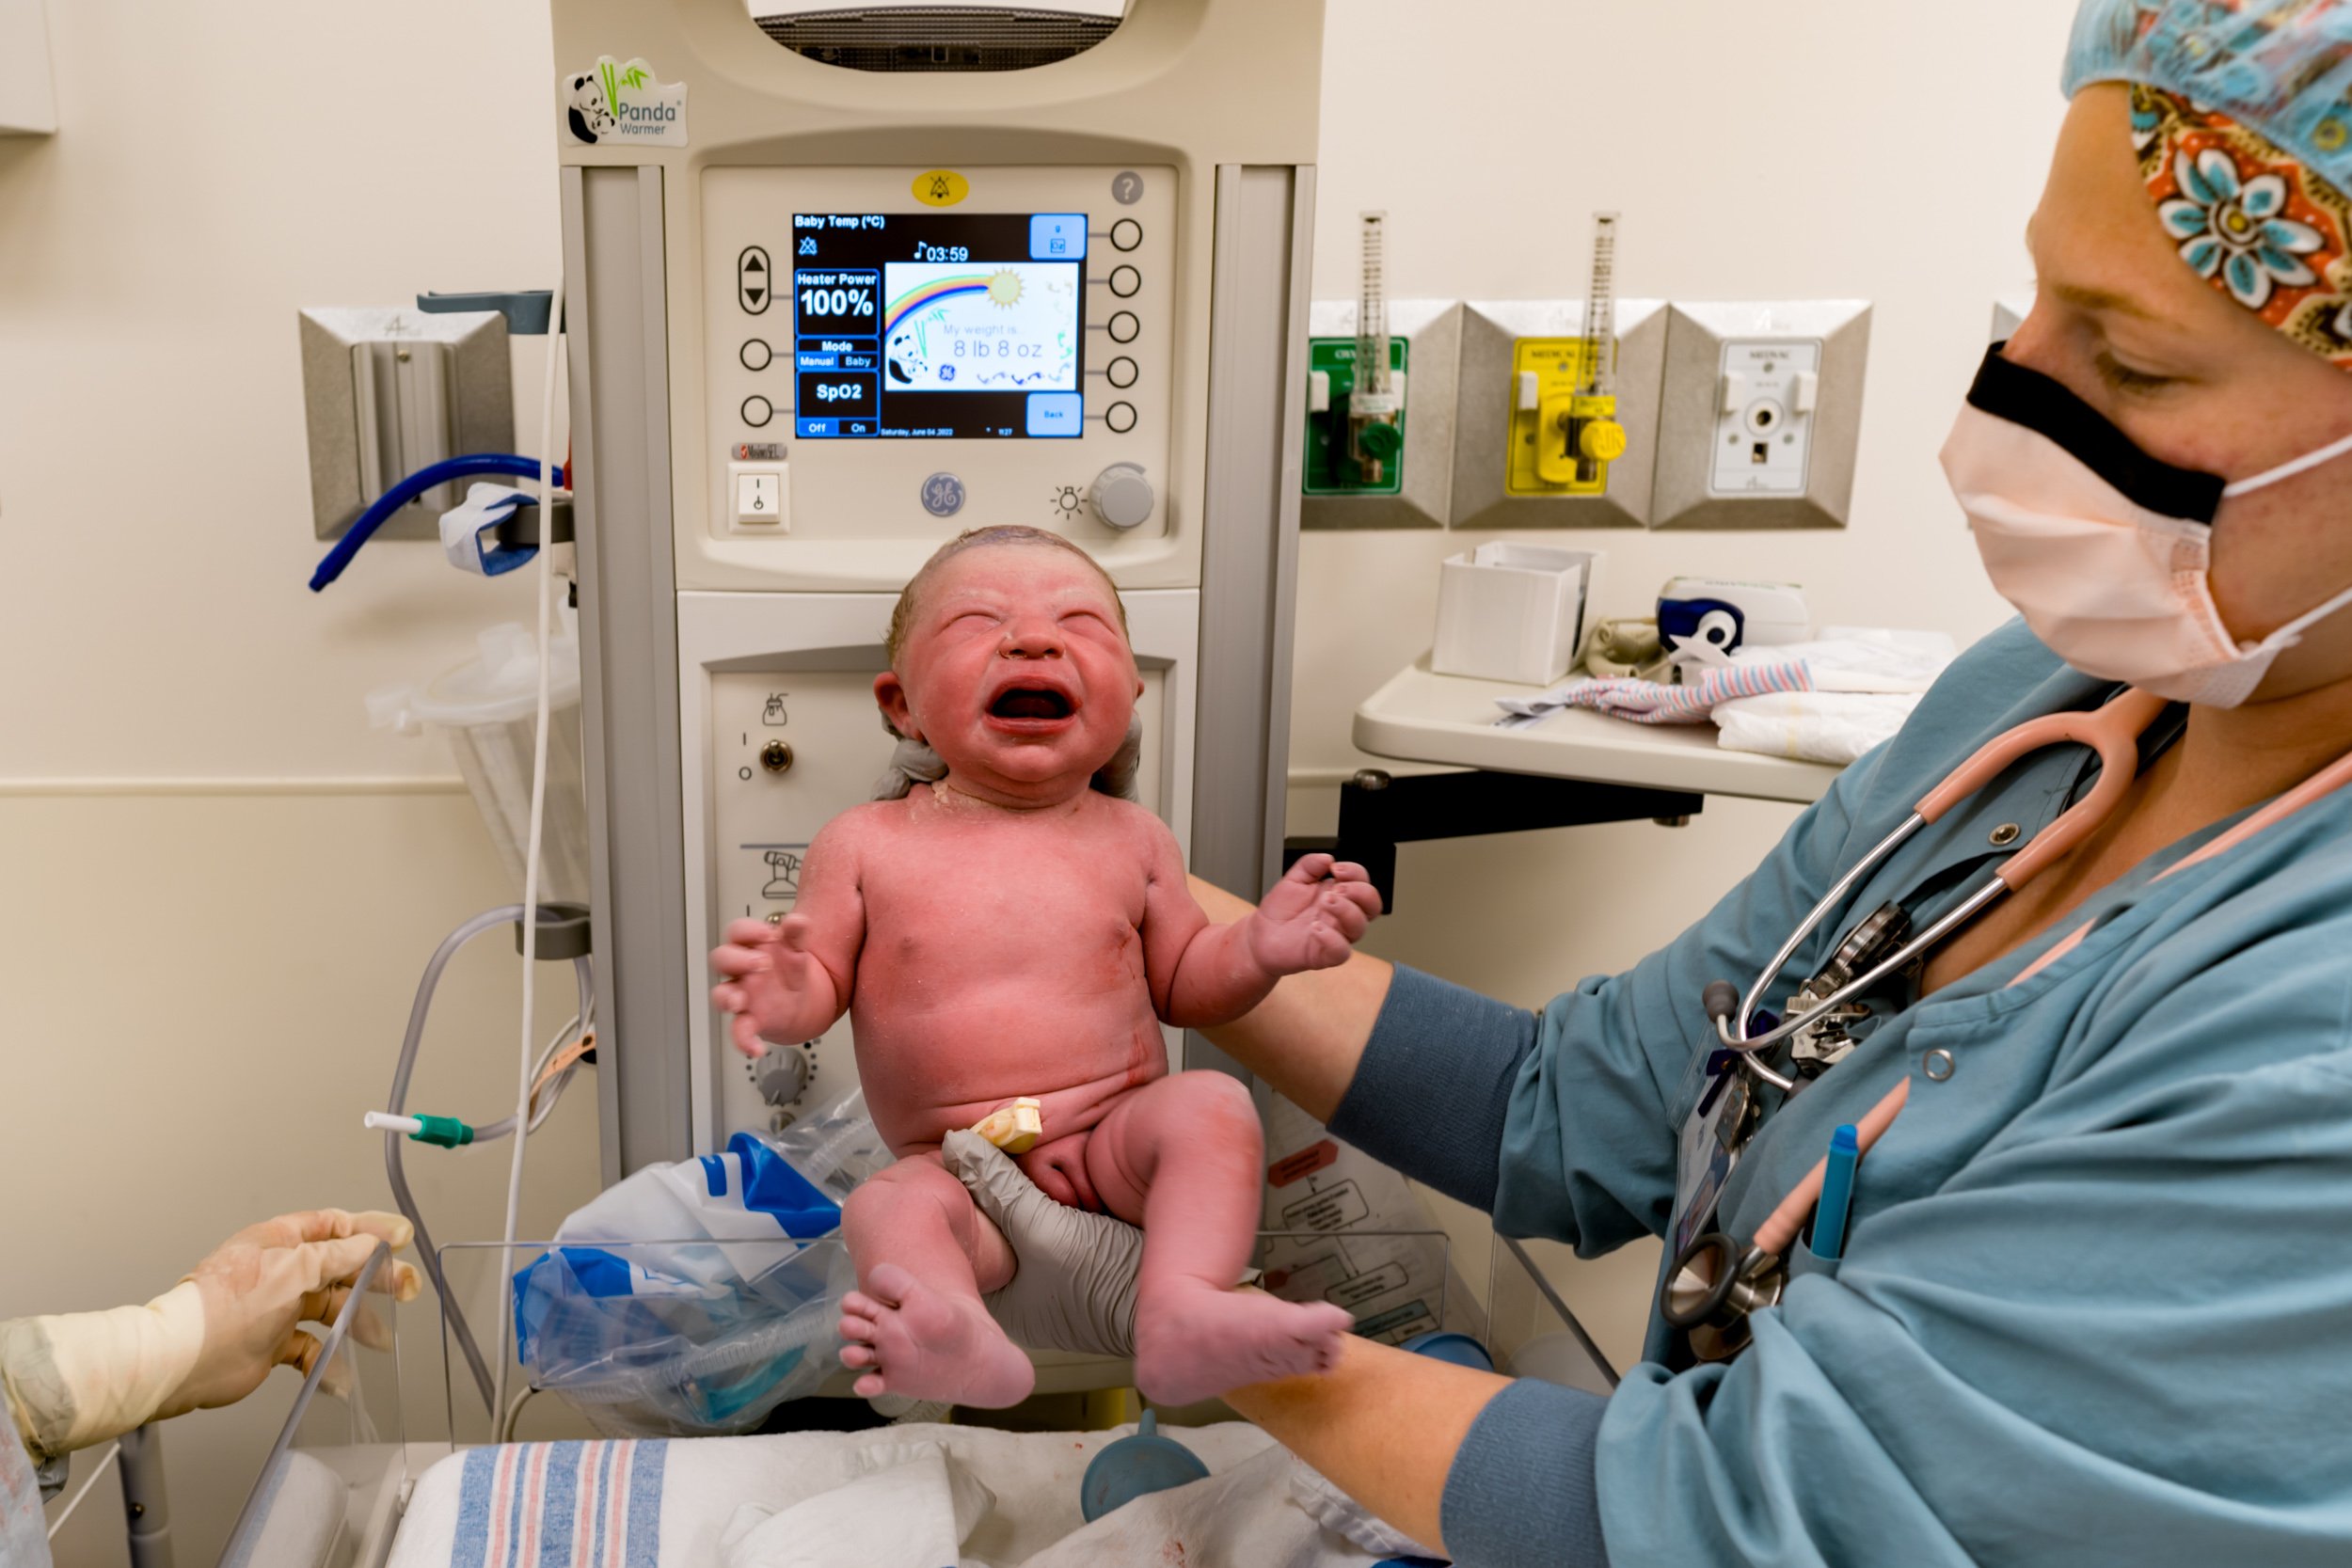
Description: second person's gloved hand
941,1132,1142,1359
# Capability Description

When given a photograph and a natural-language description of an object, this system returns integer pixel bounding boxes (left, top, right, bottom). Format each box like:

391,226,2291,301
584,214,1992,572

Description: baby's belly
850,982,1169,1155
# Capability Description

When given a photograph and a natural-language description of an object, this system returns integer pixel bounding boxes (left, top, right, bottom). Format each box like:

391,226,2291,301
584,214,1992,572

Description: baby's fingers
1284,852,1336,886
730,1011,770,1060
1319,892,1374,943
711,943,772,979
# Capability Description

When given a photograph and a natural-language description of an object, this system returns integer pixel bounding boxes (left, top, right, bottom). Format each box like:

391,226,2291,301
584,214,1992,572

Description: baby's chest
861,825,1151,939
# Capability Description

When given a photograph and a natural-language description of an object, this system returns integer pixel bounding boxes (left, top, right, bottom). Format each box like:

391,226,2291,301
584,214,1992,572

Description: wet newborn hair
882,525,1130,670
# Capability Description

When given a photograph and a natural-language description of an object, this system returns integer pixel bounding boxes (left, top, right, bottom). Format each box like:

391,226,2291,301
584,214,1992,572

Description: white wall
1,2,2074,1560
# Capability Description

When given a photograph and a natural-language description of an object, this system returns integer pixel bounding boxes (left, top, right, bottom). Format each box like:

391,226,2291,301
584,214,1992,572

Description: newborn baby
709,526,1380,1409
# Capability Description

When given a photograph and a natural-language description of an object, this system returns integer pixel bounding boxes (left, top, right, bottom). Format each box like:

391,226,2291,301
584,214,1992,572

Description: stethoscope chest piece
1661,1232,1786,1362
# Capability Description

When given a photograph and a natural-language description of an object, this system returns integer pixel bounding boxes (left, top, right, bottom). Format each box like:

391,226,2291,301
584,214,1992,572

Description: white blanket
389,1422,1427,1568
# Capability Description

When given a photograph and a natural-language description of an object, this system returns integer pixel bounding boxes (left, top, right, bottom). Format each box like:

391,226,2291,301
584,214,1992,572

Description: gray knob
757,1050,810,1106
1089,464,1154,531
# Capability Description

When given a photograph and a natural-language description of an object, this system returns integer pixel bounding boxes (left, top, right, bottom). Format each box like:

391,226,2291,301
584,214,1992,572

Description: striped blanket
449,1439,668,1568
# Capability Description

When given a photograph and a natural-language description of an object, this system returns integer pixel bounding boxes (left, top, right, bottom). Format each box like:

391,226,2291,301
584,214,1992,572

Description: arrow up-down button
738,246,771,315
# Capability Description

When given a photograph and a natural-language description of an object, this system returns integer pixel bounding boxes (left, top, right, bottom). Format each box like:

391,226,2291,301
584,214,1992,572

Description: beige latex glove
0,1209,422,1461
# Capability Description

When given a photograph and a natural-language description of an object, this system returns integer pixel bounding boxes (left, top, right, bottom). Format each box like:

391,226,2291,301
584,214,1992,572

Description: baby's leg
1086,1072,1354,1406
836,1155,1035,1407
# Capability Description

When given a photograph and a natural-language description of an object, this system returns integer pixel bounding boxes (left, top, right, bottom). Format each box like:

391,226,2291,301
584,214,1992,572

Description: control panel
703,166,1177,551
704,659,1174,1138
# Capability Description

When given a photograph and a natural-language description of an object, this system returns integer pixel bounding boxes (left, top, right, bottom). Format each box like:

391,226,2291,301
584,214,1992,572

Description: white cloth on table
720,1440,994,1567
391,1421,1420,1568
1496,626,1958,765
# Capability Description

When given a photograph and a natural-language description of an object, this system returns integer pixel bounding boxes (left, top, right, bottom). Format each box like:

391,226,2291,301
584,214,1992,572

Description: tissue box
1432,544,1597,686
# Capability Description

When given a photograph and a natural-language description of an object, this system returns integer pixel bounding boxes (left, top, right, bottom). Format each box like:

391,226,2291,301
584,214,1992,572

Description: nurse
948,1,2352,1560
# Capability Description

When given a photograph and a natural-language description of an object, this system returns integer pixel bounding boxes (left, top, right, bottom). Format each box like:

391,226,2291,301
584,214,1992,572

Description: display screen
792,212,1088,439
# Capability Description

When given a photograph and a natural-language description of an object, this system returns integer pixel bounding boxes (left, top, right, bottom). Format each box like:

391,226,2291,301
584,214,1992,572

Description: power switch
1791,371,1820,416
734,467,786,527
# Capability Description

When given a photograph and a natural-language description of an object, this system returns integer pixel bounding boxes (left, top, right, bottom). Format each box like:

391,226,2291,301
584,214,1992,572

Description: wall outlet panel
1449,300,1667,531
1303,337,1408,497
1301,299,1458,531
1650,301,1870,531
297,307,514,541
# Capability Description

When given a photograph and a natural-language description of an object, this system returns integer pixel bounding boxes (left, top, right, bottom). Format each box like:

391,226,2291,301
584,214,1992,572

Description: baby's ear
872,671,921,741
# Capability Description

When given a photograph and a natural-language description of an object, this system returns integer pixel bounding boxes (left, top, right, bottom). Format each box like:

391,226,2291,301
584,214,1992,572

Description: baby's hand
1243,853,1382,977
709,914,826,1058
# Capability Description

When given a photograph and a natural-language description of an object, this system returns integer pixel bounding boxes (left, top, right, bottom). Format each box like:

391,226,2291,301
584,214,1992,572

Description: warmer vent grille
755,8,1120,72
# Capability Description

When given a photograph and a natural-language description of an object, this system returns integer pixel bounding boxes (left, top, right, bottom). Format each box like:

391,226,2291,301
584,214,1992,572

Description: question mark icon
1113,170,1143,206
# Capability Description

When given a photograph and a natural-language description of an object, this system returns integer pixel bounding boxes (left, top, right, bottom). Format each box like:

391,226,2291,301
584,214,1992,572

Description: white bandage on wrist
0,1283,204,1458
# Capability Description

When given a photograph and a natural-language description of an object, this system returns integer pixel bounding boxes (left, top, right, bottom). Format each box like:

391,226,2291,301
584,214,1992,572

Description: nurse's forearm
1186,874,1392,1121
1222,1333,1504,1554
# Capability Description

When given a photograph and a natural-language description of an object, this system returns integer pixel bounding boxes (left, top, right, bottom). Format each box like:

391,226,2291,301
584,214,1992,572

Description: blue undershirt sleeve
1442,1378,1612,1567
1325,964,1538,1212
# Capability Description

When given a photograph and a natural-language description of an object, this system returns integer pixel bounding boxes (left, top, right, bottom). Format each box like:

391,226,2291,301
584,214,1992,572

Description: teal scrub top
1493,621,2352,1563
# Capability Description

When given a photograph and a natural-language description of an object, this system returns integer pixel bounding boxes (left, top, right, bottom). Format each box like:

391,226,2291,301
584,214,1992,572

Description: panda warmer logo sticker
562,56,688,148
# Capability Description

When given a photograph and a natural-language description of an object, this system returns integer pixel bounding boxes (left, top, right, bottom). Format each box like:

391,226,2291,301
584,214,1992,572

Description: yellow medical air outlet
1508,212,1628,498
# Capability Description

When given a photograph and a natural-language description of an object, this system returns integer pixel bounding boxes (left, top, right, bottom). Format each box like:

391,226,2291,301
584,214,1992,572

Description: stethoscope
1661,688,2178,1357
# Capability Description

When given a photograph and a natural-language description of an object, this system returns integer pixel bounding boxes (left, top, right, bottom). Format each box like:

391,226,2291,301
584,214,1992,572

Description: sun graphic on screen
987,269,1024,307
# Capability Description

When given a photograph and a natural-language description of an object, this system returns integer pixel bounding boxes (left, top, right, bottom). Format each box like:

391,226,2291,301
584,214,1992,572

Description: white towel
720,1440,996,1568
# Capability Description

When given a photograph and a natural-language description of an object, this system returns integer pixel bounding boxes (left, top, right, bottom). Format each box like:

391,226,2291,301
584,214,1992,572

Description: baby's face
875,546,1142,806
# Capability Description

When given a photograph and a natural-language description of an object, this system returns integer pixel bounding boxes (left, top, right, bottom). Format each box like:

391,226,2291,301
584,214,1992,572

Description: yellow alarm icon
913,170,969,207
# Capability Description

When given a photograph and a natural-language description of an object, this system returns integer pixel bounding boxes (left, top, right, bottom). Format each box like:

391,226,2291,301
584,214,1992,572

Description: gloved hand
0,1209,422,1461
941,1132,1142,1359
163,1208,423,1417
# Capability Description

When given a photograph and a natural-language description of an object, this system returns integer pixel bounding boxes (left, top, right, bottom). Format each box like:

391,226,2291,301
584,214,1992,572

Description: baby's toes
839,1342,879,1369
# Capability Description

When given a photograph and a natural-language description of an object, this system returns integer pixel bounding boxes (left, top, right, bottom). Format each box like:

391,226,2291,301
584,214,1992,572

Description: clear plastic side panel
1487,1234,1619,1395
221,1246,406,1568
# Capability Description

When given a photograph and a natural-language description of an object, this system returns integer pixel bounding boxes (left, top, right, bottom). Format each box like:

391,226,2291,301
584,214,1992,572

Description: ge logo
921,472,966,517
1112,170,1144,206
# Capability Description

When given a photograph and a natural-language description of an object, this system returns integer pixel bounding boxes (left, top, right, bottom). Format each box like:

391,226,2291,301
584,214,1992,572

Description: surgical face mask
1941,347,2352,707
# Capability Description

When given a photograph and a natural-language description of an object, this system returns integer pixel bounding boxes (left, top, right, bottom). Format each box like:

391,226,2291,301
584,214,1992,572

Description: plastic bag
511,1087,887,1435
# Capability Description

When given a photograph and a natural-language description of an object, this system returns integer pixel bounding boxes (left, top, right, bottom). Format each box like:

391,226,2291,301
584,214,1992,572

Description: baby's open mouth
988,685,1073,721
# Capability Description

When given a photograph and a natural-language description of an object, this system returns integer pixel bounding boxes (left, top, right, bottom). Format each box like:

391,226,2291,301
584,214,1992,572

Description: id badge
1671,1046,1752,1257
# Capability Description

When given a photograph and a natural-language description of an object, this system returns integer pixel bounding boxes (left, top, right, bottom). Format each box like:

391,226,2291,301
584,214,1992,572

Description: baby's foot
1133,1282,1353,1407
837,1262,1037,1409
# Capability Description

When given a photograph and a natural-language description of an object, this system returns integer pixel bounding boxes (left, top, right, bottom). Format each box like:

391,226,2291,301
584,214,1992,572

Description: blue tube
309,453,566,592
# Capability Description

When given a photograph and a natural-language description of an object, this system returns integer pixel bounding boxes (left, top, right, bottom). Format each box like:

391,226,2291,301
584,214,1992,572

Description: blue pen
1811,1124,1861,1262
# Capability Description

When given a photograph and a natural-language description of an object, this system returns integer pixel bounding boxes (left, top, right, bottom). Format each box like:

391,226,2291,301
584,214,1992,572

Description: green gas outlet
1303,338,1408,497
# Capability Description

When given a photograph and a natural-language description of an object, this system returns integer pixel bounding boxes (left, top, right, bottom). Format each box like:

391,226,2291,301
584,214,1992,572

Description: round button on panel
741,395,773,428
1108,265,1141,298
1104,402,1137,434
1110,218,1142,251
1107,311,1140,343
740,340,772,372
1090,464,1154,531
1106,356,1138,388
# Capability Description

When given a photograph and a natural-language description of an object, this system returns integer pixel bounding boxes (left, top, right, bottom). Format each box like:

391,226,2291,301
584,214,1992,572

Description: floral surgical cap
2068,0,2352,368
